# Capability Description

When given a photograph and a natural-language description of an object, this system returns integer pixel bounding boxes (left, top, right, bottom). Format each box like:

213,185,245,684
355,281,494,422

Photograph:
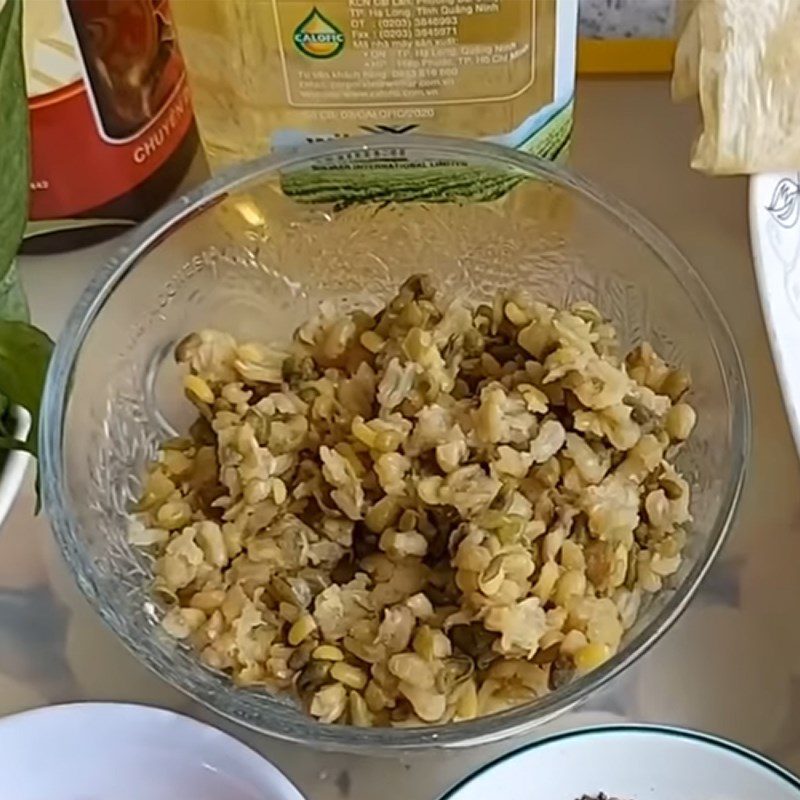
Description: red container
25,0,202,249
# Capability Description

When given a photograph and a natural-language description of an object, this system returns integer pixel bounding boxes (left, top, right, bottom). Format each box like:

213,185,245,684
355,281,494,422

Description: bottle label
273,0,549,137
25,0,195,221
268,0,576,202
273,0,536,112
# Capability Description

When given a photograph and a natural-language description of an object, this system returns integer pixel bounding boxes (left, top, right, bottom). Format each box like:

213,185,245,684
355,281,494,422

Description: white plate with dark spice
441,725,800,800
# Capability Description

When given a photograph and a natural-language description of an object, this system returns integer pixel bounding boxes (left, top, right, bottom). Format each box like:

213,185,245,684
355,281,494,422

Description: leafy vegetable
0,0,27,285
0,0,54,492
0,321,53,455
0,262,29,323
0,394,11,444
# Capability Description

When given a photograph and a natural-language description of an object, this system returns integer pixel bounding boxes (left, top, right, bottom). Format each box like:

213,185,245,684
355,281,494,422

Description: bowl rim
439,724,800,798
40,133,751,751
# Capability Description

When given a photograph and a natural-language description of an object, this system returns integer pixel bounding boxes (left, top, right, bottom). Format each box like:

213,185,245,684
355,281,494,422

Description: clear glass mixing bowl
41,136,749,752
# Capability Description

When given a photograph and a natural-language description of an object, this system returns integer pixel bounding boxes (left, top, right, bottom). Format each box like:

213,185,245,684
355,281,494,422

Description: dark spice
577,794,627,800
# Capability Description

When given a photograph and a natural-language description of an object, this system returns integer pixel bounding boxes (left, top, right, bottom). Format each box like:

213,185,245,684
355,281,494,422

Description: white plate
750,173,800,454
0,702,305,800
442,725,800,800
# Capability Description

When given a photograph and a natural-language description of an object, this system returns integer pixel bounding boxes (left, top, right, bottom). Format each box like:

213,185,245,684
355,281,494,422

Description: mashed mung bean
130,274,695,727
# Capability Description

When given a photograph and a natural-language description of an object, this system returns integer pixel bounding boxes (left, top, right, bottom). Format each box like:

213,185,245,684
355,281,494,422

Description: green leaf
0,0,28,283
0,321,53,456
0,261,29,322
0,394,9,439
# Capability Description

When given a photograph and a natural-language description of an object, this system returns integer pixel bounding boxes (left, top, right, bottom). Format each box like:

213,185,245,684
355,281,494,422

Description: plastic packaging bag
172,0,578,182
673,0,800,174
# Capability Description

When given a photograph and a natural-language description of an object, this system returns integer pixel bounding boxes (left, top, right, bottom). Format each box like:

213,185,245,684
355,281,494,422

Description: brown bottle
23,0,206,253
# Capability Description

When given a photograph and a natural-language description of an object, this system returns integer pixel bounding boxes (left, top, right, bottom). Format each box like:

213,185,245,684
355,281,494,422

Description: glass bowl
41,136,749,752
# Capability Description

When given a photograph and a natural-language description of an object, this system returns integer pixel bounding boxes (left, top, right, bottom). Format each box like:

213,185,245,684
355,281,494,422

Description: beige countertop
7,78,800,798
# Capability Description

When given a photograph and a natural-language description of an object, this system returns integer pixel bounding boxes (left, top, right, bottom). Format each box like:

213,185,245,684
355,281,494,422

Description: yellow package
171,0,577,199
